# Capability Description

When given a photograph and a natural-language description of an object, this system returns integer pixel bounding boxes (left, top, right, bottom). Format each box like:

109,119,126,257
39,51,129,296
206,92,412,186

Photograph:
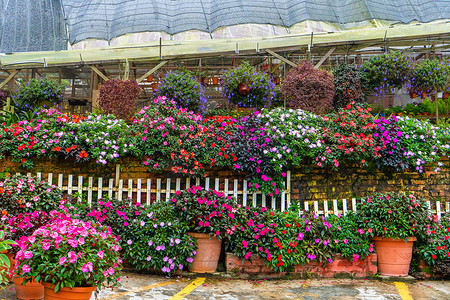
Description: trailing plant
14,77,65,111
98,79,141,120
221,61,275,108
158,70,207,112
281,60,334,113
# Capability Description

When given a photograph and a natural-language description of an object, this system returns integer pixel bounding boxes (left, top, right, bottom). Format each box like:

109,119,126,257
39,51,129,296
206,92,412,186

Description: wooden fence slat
68,175,73,195
118,180,123,201
215,178,219,191
98,178,103,200
437,201,442,218
233,179,238,200
253,192,257,208
272,194,276,210
286,171,291,208
343,199,348,215
165,178,171,201
333,200,338,215
146,179,151,205
195,178,200,186
108,179,113,198
281,189,286,212
242,180,248,207
58,174,63,191
224,179,229,196
262,194,266,208
156,179,161,202
48,173,53,185
128,179,133,199
304,201,309,211
137,179,142,203
324,200,329,217
186,178,190,190
205,178,210,190
36,172,41,180
87,177,93,205
77,176,83,201
176,178,181,192
314,201,319,215
352,198,357,212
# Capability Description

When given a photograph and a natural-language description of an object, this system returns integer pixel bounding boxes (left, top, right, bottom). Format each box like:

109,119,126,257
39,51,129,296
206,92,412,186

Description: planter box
226,253,377,278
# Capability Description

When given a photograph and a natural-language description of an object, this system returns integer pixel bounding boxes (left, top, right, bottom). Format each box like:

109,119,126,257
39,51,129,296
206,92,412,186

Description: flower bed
226,253,377,278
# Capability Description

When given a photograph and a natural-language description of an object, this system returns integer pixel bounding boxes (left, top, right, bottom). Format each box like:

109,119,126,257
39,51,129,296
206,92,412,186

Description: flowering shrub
132,97,231,176
158,71,208,112
0,174,62,216
355,192,430,240
221,61,275,108
170,186,237,239
319,102,377,169
15,214,122,292
280,60,334,113
98,79,141,120
410,59,450,97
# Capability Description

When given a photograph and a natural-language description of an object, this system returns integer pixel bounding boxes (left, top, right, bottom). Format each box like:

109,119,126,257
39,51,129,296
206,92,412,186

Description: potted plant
354,192,430,276
5,211,57,300
170,186,237,273
14,214,122,300
221,61,275,109
14,77,66,111
98,79,141,121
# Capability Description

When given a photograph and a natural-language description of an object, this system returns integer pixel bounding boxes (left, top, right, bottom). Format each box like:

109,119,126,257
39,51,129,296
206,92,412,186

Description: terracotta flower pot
238,83,250,96
43,282,96,300
188,232,222,273
373,237,416,276
146,75,154,82
212,77,219,85
13,276,44,300
443,92,450,100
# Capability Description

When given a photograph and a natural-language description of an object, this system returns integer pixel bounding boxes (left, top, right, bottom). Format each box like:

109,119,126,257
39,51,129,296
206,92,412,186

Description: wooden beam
89,65,108,81
136,60,168,83
124,59,130,80
0,70,20,89
314,47,336,69
265,49,296,67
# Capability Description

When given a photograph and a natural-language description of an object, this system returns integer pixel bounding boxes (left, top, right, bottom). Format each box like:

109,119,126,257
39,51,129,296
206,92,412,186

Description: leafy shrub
14,77,65,110
158,70,207,112
362,51,412,94
280,60,334,113
99,79,141,120
221,61,275,108
332,64,366,110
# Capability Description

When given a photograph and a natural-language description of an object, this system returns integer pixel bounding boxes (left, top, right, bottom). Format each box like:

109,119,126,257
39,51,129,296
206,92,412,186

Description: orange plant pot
188,232,222,273
373,237,416,276
212,77,219,85
43,282,96,300
14,276,44,300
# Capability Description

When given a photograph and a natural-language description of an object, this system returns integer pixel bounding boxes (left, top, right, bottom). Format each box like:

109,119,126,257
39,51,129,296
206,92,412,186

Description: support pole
0,70,20,89
136,60,168,83
314,47,336,69
265,49,296,67
89,65,108,82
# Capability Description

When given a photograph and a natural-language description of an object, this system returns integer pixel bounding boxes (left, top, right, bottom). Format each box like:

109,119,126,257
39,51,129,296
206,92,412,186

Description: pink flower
24,251,33,259
22,265,31,273
81,262,93,273
42,242,51,251
97,251,104,259
108,267,115,275
59,257,67,265
352,254,360,261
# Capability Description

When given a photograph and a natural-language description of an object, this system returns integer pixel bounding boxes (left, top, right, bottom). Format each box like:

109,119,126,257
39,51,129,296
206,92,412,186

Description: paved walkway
2,272,450,299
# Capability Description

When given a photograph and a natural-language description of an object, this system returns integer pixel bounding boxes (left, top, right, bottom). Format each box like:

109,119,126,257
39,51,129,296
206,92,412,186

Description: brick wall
226,253,378,278
1,156,449,203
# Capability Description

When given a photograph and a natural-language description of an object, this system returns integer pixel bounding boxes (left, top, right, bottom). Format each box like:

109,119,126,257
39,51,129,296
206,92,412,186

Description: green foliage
281,60,334,113
221,61,275,108
99,79,141,120
332,64,367,110
0,230,16,285
158,70,207,112
362,51,412,93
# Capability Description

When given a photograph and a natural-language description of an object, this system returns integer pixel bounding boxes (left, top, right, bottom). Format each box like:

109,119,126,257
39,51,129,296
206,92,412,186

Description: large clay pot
238,83,250,96
212,77,219,85
188,232,222,273
42,282,96,300
14,276,44,300
373,237,416,276
443,92,450,100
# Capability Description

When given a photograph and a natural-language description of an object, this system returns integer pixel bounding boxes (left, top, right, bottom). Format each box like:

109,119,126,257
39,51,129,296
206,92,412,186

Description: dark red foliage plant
280,60,334,114
99,79,141,120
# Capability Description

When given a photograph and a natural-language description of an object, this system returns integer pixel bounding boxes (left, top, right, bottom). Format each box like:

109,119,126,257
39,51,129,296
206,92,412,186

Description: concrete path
2,272,450,299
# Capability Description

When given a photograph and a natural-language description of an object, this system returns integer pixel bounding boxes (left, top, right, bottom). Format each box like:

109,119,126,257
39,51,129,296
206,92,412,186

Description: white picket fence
17,171,450,217
21,171,292,211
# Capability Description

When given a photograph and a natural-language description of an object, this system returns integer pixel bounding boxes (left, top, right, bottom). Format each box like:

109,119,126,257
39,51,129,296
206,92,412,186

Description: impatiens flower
59,257,67,265
22,265,31,273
